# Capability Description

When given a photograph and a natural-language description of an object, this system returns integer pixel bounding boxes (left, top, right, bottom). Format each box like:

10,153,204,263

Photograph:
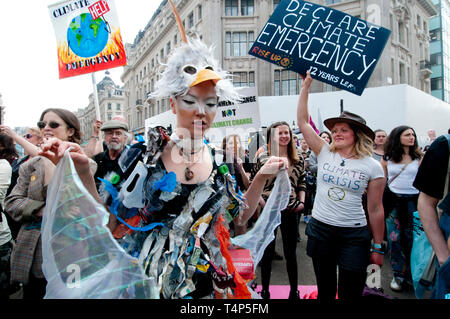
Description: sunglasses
23,134,34,139
37,121,61,129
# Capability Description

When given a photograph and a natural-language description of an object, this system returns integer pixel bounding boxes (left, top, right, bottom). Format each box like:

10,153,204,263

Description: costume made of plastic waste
110,126,254,299
41,127,290,299
41,36,291,299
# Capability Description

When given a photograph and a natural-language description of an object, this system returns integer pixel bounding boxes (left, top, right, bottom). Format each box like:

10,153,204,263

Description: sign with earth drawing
48,0,127,79
249,0,391,96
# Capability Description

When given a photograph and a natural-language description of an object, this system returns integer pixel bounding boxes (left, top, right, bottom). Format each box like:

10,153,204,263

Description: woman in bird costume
39,0,291,299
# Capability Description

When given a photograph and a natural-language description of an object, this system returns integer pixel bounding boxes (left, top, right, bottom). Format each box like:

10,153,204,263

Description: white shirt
387,159,420,195
0,159,12,246
312,144,385,227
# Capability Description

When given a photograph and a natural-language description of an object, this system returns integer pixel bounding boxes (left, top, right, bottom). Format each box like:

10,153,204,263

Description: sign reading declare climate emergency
249,0,391,95
48,0,127,79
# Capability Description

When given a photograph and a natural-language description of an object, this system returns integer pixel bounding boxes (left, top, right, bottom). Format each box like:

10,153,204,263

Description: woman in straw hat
296,71,386,300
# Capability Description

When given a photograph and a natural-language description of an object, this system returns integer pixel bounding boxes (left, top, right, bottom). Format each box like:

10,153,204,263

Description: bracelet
370,248,385,255
91,136,99,140
299,201,304,205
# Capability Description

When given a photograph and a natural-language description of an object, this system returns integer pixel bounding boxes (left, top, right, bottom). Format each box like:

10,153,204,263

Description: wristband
372,243,383,249
370,248,385,255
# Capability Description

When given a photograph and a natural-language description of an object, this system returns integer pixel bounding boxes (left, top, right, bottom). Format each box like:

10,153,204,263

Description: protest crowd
0,73,448,300
0,0,449,302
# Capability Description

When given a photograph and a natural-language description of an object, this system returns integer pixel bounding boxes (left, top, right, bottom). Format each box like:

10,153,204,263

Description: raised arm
83,120,104,158
0,125,40,157
297,71,326,156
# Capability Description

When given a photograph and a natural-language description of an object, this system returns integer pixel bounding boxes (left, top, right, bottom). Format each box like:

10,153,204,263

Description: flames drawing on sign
56,28,127,79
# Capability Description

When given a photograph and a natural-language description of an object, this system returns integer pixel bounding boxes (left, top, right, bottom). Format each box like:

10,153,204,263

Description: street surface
254,221,426,300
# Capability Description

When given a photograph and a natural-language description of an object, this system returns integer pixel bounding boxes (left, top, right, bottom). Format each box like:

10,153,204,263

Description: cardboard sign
207,86,261,145
249,0,391,95
48,0,126,79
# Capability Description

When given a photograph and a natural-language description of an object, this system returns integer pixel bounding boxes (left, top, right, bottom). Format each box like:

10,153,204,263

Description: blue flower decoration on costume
153,171,177,193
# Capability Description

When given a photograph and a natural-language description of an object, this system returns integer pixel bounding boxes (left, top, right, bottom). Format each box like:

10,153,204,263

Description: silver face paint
177,94,218,114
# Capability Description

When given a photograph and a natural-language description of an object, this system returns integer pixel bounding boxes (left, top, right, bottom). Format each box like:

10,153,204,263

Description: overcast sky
0,0,161,128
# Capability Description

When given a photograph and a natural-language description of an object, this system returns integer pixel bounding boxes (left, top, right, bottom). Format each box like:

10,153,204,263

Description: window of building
430,53,442,66
167,41,171,55
107,113,112,121
430,29,441,41
399,62,406,84
234,32,247,56
198,5,202,20
233,72,248,87
188,12,194,28
226,32,232,56
241,0,254,16
274,70,300,95
225,31,253,56
398,21,406,45
431,78,442,91
249,71,255,87
225,0,238,16
160,48,164,60
417,15,421,29
116,103,121,111
174,34,177,45
107,103,112,110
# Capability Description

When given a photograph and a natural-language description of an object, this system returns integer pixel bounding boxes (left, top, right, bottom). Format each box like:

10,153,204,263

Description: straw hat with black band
323,111,375,141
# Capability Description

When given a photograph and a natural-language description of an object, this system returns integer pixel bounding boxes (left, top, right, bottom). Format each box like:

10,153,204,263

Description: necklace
338,153,357,166
180,147,204,181
170,132,206,181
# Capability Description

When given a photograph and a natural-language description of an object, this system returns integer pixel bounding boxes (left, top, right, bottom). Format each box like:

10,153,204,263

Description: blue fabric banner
249,0,391,96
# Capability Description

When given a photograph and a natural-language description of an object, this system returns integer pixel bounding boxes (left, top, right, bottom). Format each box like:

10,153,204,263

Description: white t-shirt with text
312,144,385,227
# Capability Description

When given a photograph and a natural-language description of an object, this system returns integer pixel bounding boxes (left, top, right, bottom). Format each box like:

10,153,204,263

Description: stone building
76,71,126,143
121,0,438,134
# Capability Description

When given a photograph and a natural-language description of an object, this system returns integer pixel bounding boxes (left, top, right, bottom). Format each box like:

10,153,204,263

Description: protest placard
249,0,391,95
207,86,261,146
48,0,127,79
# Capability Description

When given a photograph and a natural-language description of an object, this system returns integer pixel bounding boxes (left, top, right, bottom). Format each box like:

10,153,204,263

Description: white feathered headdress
150,0,241,103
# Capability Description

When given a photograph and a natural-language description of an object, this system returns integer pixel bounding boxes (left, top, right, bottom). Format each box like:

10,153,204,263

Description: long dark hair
383,125,422,163
0,134,18,165
40,108,82,144
266,121,299,163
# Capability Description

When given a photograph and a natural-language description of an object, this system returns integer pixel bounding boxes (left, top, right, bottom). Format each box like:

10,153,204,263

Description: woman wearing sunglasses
5,108,96,299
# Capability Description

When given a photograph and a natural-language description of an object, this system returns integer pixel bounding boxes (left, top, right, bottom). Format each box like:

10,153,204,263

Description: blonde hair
329,126,373,158
28,127,42,138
